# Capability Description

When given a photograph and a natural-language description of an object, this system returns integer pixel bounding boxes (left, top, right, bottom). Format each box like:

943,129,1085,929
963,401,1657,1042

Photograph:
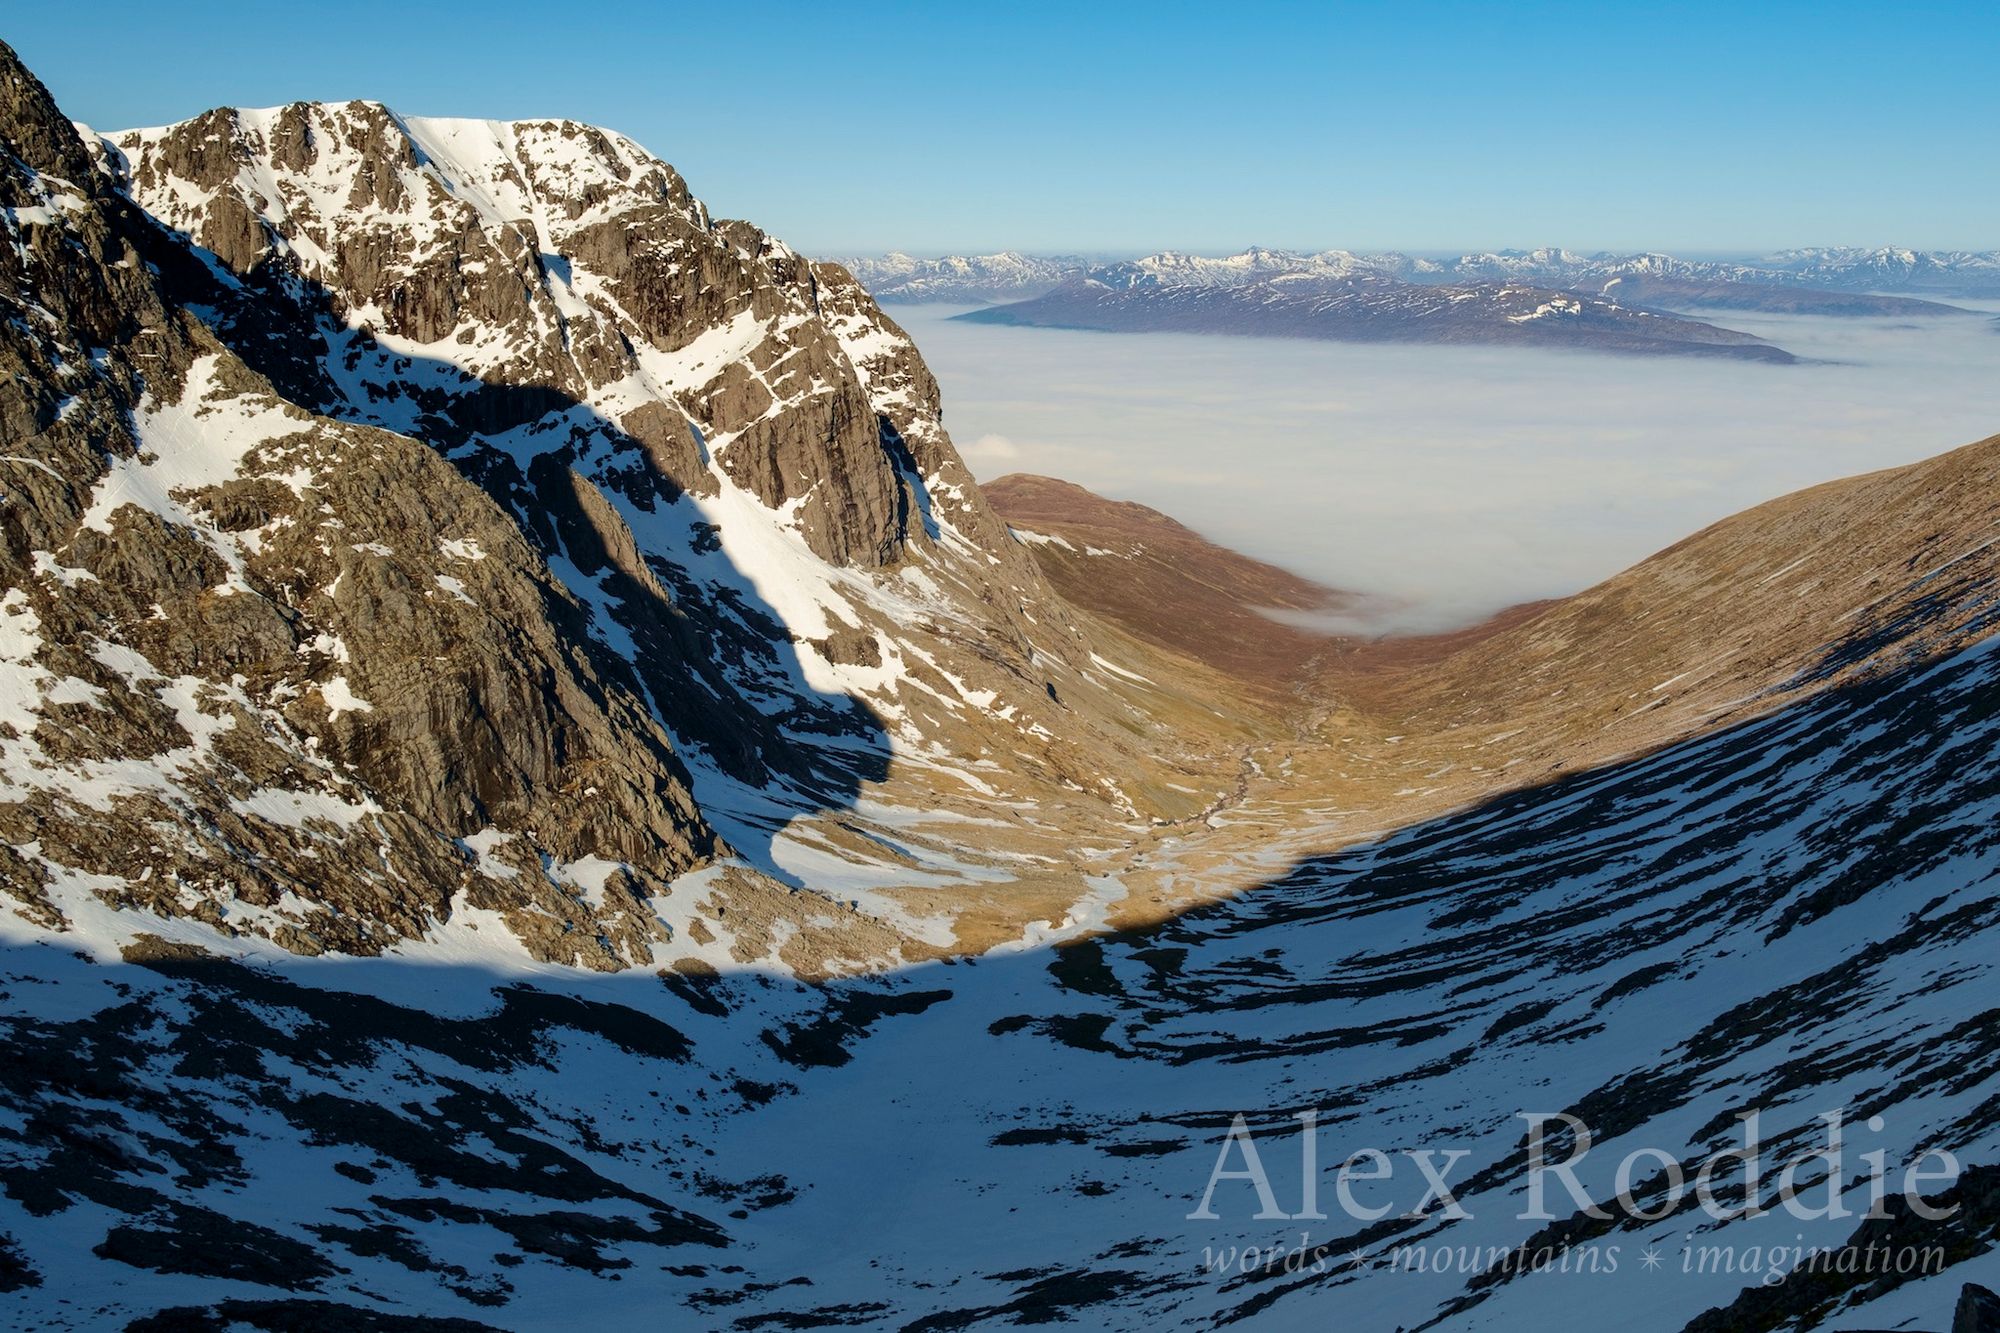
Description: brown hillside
983,473,1351,693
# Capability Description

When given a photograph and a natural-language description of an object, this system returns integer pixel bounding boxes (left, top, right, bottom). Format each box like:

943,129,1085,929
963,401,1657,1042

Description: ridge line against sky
9,0,1999,256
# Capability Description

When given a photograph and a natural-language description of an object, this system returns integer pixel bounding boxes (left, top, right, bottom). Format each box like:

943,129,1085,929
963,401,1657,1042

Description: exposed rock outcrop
0,41,1231,968
0,47,731,966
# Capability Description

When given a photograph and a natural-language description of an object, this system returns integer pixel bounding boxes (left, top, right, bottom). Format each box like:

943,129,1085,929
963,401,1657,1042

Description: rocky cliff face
0,52,727,967
109,103,913,566
0,44,1221,971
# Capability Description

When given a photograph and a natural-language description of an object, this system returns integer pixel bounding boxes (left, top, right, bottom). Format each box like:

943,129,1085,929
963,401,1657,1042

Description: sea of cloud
896,302,2000,633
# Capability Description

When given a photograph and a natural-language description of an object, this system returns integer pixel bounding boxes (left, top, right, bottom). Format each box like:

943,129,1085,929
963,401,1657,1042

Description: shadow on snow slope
2,613,1999,1331
125,187,898,886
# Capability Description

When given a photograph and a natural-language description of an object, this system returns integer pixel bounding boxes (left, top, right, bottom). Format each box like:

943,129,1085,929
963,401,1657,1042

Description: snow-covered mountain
847,244,2000,311
1,47,1233,976
1430,247,2000,304
1087,245,1386,290
1756,245,2000,297
839,250,1080,303
5,38,2000,1332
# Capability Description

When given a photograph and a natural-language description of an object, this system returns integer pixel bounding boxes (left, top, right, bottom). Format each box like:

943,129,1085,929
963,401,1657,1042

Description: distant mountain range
842,244,1997,361
845,245,2000,308
1401,245,2000,300
836,251,1082,303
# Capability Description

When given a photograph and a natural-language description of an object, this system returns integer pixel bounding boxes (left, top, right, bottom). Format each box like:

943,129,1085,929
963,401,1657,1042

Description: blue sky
10,1,1997,256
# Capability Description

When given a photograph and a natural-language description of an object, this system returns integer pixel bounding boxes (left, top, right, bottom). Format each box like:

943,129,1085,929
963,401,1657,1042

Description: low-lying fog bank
899,302,2000,633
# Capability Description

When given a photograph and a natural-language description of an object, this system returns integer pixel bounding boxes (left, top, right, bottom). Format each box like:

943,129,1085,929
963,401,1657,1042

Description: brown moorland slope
1005,433,2000,777
983,473,1354,693
1388,430,2000,778
995,437,2000,928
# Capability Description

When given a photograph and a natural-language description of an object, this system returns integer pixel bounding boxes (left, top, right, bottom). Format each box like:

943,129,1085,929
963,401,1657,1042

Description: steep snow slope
2,602,1995,1331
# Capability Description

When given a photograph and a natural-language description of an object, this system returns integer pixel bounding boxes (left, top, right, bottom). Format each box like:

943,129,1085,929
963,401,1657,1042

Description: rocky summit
1,44,1260,976
2,36,2000,1333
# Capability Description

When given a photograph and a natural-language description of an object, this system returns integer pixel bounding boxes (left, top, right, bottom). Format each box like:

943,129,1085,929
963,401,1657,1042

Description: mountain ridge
846,243,2000,310
955,272,1802,361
